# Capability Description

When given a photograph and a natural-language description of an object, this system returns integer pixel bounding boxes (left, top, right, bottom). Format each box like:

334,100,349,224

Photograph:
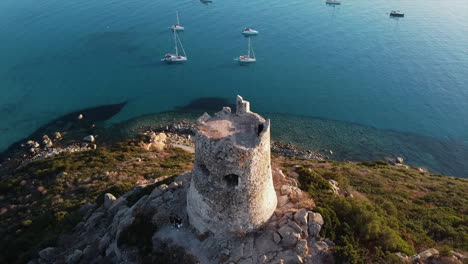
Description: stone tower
187,95,277,234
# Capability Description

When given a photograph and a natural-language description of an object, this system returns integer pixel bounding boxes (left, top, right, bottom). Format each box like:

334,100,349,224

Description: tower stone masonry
187,95,277,234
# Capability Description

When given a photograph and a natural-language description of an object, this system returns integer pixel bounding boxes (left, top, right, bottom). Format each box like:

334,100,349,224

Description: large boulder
308,212,324,225
294,209,308,226
278,225,301,247
411,248,439,262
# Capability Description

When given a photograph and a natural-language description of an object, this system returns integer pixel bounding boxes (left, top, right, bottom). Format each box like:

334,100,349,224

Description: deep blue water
1,0,467,172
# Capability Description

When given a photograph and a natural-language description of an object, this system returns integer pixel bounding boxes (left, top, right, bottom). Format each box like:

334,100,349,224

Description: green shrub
21,220,33,227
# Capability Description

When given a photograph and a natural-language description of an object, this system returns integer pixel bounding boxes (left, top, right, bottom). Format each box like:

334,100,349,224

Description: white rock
83,135,95,143
54,132,62,140
413,248,439,261
104,193,117,209
168,182,179,190
158,184,169,192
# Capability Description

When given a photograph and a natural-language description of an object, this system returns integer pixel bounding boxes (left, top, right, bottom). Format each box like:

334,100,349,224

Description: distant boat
234,37,256,64
162,30,187,63
389,10,404,17
242,28,259,36
326,0,341,5
170,11,185,31
200,0,213,3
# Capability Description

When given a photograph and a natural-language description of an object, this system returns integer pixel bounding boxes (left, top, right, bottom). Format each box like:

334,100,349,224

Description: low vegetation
279,158,468,263
1,138,466,264
0,142,194,264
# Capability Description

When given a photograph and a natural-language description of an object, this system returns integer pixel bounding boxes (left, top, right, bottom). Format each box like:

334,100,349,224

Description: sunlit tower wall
187,95,277,234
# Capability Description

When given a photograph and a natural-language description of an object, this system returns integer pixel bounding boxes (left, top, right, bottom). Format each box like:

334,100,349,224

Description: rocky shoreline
0,119,329,181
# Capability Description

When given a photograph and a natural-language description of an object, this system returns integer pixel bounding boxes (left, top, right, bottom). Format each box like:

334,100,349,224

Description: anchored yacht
242,28,259,36
162,30,187,63
234,37,256,64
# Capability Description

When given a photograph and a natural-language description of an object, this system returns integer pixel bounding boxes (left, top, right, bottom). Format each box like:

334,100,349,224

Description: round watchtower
187,95,277,234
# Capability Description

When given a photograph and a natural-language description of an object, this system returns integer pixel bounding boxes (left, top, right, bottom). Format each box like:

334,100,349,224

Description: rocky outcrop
28,168,334,264
396,248,466,264
138,131,167,151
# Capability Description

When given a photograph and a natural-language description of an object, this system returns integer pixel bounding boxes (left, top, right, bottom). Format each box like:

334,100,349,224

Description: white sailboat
234,37,256,64
162,30,187,63
170,11,185,31
242,28,259,36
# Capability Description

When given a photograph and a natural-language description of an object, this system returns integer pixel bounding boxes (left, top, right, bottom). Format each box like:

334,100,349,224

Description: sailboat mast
247,37,251,58
176,11,180,25
174,30,178,56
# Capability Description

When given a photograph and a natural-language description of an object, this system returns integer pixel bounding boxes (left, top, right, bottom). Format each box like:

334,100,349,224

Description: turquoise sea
1,0,467,176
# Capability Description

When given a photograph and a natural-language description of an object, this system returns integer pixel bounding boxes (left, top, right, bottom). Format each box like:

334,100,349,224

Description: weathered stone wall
187,96,277,234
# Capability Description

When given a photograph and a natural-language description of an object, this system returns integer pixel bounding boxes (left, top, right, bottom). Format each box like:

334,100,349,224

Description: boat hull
171,26,185,31
162,55,187,63
242,31,259,36
390,13,404,17
234,58,256,64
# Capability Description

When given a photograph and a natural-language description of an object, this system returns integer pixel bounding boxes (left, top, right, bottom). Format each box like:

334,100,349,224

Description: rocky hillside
0,132,467,263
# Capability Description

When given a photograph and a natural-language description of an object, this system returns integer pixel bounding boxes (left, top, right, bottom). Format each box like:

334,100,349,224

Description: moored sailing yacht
242,28,259,36
234,37,256,64
162,30,187,63
170,11,185,31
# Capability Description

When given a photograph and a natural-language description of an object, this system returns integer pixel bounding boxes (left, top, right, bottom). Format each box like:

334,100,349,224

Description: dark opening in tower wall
223,174,239,187
257,123,264,136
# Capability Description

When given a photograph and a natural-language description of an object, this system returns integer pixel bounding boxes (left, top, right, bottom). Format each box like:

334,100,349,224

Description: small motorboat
326,0,341,5
242,28,259,36
234,37,256,64
389,10,404,17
